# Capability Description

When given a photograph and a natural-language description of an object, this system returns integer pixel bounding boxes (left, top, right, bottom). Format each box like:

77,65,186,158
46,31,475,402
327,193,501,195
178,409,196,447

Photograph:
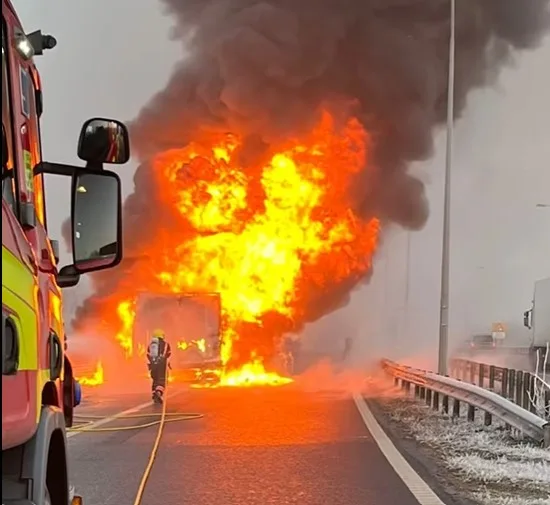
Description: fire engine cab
2,2,130,504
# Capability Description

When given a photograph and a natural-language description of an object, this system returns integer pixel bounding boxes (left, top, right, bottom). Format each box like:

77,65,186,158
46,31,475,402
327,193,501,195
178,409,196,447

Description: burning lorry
133,292,222,382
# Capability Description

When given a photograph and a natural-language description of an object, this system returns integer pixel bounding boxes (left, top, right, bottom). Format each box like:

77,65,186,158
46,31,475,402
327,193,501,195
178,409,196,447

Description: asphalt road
69,384,424,505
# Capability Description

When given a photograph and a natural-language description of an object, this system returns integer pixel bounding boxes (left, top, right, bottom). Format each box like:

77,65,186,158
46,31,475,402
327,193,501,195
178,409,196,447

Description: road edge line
352,393,447,505
67,391,181,439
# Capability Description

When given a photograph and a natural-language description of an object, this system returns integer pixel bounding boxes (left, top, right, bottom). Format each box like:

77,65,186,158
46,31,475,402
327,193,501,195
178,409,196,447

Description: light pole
402,232,412,341
438,0,456,376
383,250,390,339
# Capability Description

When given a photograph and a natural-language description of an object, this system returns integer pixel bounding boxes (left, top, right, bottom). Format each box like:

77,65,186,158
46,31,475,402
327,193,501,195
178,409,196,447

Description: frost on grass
377,391,550,505
471,493,550,505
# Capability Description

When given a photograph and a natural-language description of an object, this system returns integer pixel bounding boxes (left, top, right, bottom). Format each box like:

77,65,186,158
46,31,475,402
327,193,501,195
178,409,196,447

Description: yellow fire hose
69,368,203,505
68,412,203,432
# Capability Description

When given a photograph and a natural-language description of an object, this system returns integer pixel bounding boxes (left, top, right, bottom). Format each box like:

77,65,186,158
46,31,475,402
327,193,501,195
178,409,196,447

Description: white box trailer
524,277,550,371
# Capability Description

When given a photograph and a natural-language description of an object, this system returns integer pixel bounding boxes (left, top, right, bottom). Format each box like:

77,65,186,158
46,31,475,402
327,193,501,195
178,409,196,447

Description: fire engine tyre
2,406,70,505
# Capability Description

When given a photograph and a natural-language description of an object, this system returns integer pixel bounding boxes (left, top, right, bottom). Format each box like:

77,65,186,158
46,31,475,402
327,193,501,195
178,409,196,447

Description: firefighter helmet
152,328,165,339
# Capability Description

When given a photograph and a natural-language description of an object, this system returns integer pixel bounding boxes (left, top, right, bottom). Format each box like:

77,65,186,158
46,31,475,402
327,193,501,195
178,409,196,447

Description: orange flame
100,111,379,385
218,358,293,387
196,338,206,353
116,301,135,357
176,338,207,352
177,340,190,351
137,343,146,357
77,361,104,386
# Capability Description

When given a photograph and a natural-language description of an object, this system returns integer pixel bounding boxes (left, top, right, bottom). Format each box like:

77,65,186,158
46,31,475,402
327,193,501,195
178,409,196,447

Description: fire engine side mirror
77,118,130,167
71,169,123,274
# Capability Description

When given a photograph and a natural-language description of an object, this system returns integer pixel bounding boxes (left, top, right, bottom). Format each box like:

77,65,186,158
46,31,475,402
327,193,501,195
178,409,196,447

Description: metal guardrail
381,359,549,448
469,345,532,355
450,358,550,417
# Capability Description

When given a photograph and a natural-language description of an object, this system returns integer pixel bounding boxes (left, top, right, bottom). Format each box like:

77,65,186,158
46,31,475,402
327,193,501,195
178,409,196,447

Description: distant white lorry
524,277,550,372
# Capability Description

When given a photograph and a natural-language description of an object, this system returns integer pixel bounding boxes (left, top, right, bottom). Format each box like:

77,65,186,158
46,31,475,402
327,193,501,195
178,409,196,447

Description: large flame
96,111,380,385
77,361,104,387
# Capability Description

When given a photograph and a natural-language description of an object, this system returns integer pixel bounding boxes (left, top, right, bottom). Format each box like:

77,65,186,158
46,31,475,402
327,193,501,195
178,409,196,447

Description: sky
13,0,550,366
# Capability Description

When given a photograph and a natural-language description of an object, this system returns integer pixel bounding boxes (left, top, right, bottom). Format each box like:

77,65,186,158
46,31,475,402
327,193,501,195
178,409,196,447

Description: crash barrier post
449,358,550,420
382,358,549,448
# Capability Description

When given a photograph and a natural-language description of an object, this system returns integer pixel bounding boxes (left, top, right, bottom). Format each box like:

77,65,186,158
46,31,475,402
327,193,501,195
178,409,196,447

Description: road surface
69,384,438,505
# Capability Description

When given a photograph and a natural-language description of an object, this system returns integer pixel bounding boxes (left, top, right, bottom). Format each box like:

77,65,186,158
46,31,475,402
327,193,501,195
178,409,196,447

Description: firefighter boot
152,387,164,404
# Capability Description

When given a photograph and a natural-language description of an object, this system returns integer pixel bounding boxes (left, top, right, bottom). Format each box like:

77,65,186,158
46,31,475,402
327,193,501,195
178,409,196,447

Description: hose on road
68,412,203,432
70,366,202,505
133,379,170,505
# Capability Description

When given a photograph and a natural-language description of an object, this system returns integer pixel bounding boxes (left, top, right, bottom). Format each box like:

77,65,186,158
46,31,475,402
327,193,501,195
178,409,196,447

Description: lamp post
402,232,411,341
384,250,390,339
437,0,456,376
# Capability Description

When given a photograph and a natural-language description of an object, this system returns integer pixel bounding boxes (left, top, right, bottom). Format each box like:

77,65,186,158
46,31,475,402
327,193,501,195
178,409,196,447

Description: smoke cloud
71,0,550,341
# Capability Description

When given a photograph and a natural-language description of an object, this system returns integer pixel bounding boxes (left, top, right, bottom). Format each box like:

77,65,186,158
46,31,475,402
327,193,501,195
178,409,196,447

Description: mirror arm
85,160,105,172
34,161,79,177
34,161,110,177
50,239,60,264
2,168,12,181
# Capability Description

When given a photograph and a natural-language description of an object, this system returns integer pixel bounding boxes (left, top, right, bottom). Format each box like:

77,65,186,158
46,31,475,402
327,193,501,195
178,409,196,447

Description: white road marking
352,393,447,505
68,392,180,439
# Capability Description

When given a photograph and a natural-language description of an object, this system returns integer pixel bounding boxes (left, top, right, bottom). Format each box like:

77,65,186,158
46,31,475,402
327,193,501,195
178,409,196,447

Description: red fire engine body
2,2,130,503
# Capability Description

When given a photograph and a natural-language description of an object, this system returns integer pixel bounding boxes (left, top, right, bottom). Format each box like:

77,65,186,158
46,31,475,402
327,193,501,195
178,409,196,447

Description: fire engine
2,2,130,504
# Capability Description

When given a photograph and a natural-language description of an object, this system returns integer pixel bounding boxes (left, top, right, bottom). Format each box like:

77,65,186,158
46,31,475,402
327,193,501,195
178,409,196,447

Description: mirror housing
523,309,532,330
71,169,123,274
77,118,130,167
50,239,60,264
57,265,80,289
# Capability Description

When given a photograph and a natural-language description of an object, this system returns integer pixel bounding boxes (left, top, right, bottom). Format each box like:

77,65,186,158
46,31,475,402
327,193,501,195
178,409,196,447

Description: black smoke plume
70,0,550,353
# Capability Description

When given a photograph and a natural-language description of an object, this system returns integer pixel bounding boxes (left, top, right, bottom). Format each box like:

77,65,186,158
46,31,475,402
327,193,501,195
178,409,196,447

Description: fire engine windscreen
134,293,221,367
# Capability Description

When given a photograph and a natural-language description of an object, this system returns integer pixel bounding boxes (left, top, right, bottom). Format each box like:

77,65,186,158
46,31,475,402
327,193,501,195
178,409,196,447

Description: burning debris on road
71,0,550,386
76,361,104,387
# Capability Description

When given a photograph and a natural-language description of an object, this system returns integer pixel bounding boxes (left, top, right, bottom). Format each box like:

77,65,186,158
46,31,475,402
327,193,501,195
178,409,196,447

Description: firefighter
280,336,296,375
342,336,353,362
147,328,172,404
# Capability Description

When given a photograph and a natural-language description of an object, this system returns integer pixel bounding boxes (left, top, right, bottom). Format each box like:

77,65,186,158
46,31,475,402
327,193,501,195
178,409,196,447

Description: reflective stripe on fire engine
49,291,63,341
23,149,33,193
2,245,39,371
37,368,52,420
